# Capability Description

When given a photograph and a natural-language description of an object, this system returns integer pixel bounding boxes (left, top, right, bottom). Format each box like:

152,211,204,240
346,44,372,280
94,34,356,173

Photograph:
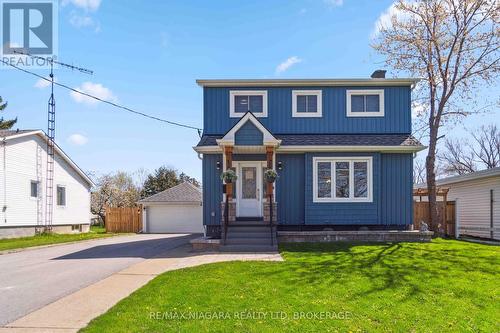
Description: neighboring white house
139,182,203,233
0,129,94,238
417,168,500,240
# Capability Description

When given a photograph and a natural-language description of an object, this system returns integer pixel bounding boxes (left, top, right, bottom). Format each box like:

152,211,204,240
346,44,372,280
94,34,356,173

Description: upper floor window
229,91,268,118
313,157,373,203
57,185,66,206
292,90,322,117
346,90,384,117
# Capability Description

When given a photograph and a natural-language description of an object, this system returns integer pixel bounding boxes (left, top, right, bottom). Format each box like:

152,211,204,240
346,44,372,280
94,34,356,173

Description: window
230,91,268,117
30,181,39,198
313,157,372,202
292,90,322,117
56,185,66,206
346,90,384,117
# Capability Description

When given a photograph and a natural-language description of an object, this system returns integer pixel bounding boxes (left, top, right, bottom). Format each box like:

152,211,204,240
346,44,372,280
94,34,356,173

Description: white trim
346,89,384,117
229,90,268,118
312,156,373,203
234,161,263,217
218,112,280,147
56,184,67,207
193,144,426,154
197,78,421,87
292,90,322,117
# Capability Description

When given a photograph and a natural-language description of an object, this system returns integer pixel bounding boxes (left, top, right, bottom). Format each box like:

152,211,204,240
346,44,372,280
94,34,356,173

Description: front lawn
82,239,499,332
0,225,119,252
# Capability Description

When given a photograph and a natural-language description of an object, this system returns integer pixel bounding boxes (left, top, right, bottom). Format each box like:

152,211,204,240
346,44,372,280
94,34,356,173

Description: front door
236,162,262,217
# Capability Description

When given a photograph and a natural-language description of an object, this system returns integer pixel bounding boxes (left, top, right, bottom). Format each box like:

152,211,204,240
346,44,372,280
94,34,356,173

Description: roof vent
371,70,386,79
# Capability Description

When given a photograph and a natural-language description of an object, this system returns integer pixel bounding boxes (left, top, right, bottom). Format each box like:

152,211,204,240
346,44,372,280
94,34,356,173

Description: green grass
81,239,500,333
0,225,119,252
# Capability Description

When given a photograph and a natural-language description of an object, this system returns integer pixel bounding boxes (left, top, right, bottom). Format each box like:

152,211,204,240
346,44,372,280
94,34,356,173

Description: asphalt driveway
0,233,195,326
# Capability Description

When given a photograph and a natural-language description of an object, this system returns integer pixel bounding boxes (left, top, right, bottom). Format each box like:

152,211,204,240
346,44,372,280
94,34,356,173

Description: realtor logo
1,0,58,66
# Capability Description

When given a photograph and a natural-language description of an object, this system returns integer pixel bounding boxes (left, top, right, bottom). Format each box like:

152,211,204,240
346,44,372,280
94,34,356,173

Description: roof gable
217,112,280,147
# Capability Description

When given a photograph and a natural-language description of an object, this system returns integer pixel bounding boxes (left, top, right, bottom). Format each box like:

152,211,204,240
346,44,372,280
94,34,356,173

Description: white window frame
229,90,268,118
56,185,66,207
30,180,39,199
292,90,322,117
312,156,373,203
346,89,384,117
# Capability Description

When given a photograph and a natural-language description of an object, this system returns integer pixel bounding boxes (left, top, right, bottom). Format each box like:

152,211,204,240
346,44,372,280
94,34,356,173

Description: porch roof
197,134,423,148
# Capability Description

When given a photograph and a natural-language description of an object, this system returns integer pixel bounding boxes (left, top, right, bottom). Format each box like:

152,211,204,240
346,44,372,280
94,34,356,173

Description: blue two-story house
194,71,425,241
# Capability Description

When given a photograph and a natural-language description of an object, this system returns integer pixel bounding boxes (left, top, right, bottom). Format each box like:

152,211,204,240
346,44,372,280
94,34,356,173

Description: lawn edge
0,233,135,255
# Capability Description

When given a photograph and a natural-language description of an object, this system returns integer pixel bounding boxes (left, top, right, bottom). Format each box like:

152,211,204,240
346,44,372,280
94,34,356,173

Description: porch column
221,145,236,229
266,146,274,196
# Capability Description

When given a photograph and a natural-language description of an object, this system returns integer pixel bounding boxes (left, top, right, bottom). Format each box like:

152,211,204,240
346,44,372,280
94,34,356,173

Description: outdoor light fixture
277,161,283,170
216,161,221,170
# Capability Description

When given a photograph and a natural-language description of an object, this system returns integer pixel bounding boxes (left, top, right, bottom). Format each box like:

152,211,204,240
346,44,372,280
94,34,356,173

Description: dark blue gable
235,121,263,145
203,86,411,135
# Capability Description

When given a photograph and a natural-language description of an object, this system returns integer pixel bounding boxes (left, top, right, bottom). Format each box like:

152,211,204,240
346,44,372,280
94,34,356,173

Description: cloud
324,0,344,8
68,11,101,32
70,81,117,105
62,0,101,12
34,77,53,89
275,56,302,75
67,133,89,146
371,2,413,39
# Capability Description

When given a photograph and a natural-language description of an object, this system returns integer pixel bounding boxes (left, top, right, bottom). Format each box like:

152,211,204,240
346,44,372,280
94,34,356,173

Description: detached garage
139,182,203,233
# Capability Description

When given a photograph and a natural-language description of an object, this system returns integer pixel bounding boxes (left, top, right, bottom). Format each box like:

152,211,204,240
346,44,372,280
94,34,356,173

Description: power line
1,59,203,132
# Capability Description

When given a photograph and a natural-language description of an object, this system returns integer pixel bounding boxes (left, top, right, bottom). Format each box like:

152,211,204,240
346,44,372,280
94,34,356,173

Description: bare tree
471,124,500,168
439,138,477,175
413,158,427,184
440,124,500,175
373,0,500,231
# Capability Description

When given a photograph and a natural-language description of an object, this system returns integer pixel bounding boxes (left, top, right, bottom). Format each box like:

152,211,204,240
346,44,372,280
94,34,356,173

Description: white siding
0,135,91,227
446,176,500,240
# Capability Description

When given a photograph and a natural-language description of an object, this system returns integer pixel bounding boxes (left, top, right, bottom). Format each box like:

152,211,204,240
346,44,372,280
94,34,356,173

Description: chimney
371,70,386,79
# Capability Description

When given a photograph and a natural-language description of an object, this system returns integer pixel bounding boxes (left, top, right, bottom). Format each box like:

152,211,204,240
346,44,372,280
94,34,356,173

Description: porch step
225,237,275,245
230,220,267,226
226,231,272,238
236,216,263,222
227,225,271,233
220,244,278,252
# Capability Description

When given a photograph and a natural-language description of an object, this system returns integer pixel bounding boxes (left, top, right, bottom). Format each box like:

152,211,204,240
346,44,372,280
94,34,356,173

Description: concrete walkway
2,245,282,333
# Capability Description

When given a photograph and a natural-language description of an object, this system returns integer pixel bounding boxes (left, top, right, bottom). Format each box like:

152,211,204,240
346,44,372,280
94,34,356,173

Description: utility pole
14,51,92,233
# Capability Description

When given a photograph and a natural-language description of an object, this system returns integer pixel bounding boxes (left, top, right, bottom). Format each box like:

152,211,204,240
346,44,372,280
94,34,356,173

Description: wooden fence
105,206,143,233
414,201,456,237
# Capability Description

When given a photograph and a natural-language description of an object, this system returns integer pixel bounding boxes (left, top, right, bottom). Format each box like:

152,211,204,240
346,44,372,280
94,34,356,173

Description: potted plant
220,169,237,198
264,169,278,183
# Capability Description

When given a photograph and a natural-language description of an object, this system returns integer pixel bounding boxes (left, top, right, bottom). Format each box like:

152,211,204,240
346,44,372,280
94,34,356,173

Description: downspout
491,189,494,240
2,136,6,224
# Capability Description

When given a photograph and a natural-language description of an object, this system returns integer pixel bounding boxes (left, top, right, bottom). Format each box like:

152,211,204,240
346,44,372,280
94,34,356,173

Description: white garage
139,182,203,233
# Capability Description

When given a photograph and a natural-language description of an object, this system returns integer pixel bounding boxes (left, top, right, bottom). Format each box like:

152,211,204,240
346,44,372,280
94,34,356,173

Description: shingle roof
0,129,38,137
197,134,423,147
139,182,202,203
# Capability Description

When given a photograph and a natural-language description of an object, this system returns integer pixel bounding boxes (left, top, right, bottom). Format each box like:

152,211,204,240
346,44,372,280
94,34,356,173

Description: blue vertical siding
276,154,305,225
202,154,222,225
234,121,263,145
380,153,413,225
203,86,411,135
304,153,381,225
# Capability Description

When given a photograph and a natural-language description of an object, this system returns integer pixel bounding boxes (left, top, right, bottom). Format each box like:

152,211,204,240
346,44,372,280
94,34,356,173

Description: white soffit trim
218,112,280,146
196,78,421,87
194,145,426,154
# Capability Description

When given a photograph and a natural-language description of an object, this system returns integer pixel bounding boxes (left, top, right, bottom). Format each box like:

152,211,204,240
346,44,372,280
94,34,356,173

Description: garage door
147,204,203,233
